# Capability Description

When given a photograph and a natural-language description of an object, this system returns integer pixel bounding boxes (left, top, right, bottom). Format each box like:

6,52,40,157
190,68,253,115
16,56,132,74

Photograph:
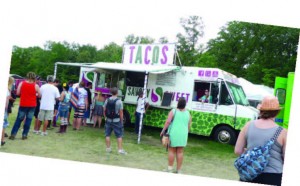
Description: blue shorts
84,107,90,119
59,104,69,118
105,121,123,138
3,111,9,129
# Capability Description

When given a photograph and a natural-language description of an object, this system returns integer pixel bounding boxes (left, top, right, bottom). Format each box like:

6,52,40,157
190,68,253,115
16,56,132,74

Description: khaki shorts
38,110,54,121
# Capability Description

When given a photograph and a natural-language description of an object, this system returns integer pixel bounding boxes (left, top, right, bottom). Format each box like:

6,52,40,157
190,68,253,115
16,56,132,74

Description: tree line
9,16,299,87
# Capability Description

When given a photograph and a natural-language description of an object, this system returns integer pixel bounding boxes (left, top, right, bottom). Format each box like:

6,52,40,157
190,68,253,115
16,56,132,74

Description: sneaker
22,136,28,140
4,133,8,137
175,170,182,174
106,147,112,153
1,141,5,146
118,149,127,155
163,167,173,173
8,135,15,140
33,130,39,134
40,132,48,136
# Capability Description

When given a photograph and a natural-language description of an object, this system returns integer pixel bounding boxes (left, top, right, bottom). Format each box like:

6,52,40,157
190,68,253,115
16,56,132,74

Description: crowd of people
1,72,287,184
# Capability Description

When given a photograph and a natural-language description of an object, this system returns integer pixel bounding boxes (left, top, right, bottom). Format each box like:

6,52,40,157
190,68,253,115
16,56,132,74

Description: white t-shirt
40,83,60,110
136,97,149,113
77,87,88,106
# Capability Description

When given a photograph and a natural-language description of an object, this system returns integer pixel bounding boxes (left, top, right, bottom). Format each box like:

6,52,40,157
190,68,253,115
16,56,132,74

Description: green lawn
1,99,239,181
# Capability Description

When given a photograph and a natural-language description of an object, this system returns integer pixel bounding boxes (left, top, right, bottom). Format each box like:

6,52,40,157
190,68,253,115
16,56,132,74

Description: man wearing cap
37,75,60,136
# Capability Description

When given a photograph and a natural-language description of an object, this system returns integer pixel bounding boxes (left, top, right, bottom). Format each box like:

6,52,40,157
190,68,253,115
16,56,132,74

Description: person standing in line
37,75,60,136
9,72,41,140
92,91,105,128
50,79,62,128
73,81,88,130
67,80,74,125
160,97,192,173
82,82,92,126
57,83,71,133
33,76,42,134
235,96,287,186
2,76,15,146
103,87,126,155
135,90,149,135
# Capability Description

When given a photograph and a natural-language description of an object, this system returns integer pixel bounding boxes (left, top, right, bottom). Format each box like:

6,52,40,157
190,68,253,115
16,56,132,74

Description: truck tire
123,110,131,127
213,126,237,145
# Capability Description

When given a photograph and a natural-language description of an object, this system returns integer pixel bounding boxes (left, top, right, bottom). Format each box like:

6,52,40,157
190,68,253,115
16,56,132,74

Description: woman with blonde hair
235,95,287,186
92,91,105,128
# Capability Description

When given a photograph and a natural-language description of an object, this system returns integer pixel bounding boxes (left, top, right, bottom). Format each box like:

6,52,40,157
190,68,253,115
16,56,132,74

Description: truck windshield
226,82,250,106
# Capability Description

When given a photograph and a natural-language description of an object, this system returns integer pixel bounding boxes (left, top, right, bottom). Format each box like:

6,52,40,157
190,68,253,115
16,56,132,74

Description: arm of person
119,109,124,125
85,97,89,111
280,129,288,161
188,113,192,132
16,82,23,96
103,99,107,118
160,110,174,137
35,84,41,98
5,92,10,110
59,91,65,102
234,121,250,155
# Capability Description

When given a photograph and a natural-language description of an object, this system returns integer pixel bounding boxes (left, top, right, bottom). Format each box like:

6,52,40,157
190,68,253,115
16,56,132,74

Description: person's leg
175,147,184,173
1,128,5,145
52,109,58,127
98,116,102,128
42,120,49,133
22,107,35,138
93,116,97,128
135,112,141,134
168,147,176,170
105,121,113,152
10,107,26,138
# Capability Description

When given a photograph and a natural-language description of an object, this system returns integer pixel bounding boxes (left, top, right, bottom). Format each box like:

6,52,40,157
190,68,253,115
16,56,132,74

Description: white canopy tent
238,78,274,101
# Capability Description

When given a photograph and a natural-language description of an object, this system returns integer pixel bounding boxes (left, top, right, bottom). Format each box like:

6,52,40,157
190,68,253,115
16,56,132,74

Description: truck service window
126,71,145,87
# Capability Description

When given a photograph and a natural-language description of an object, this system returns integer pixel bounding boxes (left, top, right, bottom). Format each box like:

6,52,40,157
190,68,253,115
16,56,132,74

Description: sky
1,0,300,186
6,1,231,50
5,0,300,50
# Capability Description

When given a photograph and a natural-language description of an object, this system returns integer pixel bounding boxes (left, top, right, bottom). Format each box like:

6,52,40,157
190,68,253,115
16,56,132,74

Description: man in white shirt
135,90,149,134
37,75,60,136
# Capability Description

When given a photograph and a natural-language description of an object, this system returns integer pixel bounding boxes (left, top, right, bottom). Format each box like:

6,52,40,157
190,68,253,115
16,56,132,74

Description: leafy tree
96,42,123,62
176,16,205,66
124,34,155,44
207,21,300,87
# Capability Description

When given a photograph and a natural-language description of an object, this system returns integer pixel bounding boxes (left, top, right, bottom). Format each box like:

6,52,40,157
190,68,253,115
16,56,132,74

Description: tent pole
137,71,149,144
54,63,58,79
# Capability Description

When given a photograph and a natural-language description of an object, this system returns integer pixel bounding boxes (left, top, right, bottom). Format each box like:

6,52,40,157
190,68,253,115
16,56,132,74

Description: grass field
0,99,239,181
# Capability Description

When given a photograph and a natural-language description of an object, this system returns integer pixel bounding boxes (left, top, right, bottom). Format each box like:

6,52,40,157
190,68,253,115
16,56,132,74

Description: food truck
55,43,259,144
274,72,295,129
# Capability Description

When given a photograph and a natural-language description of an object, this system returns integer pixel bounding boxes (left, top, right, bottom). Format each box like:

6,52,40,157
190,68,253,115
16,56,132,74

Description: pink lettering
129,46,135,64
160,45,168,64
144,46,151,64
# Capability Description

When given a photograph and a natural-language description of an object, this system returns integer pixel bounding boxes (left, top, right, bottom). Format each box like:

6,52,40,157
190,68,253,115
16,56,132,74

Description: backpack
234,126,283,181
105,98,119,119
64,91,71,103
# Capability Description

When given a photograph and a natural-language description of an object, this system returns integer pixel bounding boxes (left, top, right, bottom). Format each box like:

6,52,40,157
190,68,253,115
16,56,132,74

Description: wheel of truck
123,110,131,126
213,126,237,145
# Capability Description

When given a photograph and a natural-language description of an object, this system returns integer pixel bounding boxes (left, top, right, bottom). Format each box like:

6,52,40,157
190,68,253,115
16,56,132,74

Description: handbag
70,88,78,109
234,126,283,181
161,109,176,149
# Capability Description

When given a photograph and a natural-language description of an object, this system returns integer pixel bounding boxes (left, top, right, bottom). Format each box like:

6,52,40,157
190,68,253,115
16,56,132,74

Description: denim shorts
3,111,9,129
105,121,123,138
59,104,69,118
